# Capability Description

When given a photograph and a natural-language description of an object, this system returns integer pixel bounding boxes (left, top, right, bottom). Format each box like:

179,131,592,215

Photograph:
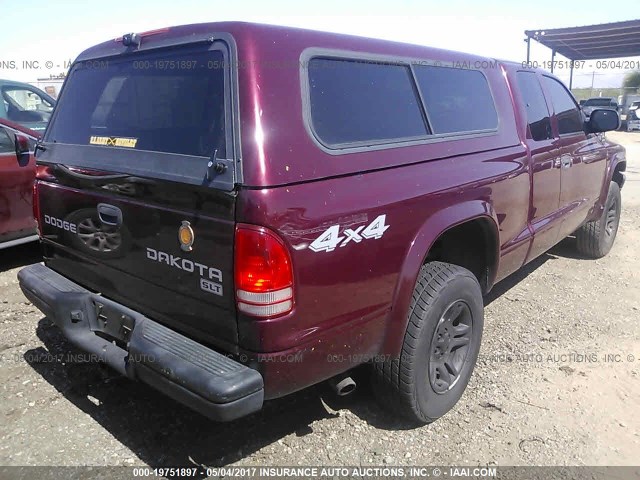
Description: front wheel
372,261,484,425
575,181,621,258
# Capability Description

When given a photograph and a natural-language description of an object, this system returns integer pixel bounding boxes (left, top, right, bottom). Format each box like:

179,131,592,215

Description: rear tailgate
35,36,240,349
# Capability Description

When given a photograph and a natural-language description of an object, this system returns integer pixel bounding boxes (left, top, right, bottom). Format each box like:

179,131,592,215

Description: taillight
33,165,52,236
32,180,40,235
234,225,293,318
32,170,43,235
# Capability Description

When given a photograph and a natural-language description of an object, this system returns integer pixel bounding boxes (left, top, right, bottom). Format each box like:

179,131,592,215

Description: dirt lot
0,132,639,469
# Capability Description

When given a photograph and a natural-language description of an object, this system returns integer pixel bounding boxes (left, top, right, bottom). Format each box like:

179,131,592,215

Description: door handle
560,155,573,169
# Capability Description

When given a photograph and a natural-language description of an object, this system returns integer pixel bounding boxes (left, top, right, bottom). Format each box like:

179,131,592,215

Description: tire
372,261,484,425
575,181,621,259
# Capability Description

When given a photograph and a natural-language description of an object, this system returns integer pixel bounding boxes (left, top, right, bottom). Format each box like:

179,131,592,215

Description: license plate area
90,298,136,343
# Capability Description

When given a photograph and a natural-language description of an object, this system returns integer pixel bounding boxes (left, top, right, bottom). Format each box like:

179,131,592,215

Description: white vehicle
618,93,640,127
627,101,640,131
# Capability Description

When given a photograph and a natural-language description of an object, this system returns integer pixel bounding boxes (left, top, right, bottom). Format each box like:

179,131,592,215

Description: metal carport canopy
525,19,640,87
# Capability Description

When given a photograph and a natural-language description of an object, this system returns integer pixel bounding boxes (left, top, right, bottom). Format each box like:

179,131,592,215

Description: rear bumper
18,263,263,421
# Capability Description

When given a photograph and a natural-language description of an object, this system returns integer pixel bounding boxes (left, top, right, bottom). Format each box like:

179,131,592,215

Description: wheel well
613,161,626,188
424,218,498,293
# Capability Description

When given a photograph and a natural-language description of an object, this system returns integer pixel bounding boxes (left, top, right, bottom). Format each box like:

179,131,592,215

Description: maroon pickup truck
18,22,625,424
0,119,40,249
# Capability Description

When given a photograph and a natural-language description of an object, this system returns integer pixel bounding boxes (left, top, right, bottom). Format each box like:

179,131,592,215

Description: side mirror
14,133,31,165
586,109,620,134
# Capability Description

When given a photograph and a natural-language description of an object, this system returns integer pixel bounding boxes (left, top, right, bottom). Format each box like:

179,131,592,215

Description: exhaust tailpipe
328,374,356,396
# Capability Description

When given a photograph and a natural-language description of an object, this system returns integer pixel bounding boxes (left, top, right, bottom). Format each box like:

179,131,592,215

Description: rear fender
379,200,499,357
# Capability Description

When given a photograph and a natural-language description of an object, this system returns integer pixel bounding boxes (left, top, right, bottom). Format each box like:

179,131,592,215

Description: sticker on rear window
89,136,138,148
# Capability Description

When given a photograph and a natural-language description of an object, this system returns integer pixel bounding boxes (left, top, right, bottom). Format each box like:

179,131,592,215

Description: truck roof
77,21,502,66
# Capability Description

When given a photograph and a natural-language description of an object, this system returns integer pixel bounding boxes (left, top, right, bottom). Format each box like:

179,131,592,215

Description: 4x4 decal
308,214,390,253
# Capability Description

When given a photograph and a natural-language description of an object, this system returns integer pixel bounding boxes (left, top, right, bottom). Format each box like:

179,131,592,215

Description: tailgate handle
97,203,122,227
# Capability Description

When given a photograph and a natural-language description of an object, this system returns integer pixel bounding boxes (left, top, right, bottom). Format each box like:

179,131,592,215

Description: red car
0,118,39,249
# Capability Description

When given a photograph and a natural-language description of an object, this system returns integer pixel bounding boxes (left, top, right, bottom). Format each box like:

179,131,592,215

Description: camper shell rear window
42,42,234,188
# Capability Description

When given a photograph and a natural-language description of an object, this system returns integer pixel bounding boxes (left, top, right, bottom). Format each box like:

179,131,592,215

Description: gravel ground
0,132,639,469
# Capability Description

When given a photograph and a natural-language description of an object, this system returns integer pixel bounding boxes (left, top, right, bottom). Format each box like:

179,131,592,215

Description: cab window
542,76,583,135
516,72,552,141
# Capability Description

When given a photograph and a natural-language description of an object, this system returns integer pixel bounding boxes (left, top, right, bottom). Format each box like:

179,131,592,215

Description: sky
1,0,639,89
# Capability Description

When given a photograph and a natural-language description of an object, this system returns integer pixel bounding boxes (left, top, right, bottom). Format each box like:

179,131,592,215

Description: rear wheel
575,181,621,259
372,261,483,424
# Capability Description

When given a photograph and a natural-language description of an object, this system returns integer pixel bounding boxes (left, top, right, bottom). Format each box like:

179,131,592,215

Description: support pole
526,37,531,64
550,50,556,73
569,62,574,90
